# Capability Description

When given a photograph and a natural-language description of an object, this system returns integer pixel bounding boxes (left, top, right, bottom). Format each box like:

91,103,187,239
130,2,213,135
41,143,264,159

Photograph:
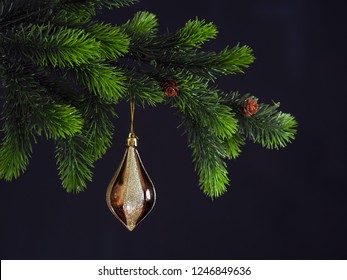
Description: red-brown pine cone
243,98,259,116
160,80,179,97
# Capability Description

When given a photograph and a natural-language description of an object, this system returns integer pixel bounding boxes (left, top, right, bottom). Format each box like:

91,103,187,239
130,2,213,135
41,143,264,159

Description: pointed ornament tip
126,224,136,232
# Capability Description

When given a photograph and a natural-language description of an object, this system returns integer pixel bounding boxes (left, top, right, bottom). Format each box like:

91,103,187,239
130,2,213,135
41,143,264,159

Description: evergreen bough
0,0,297,198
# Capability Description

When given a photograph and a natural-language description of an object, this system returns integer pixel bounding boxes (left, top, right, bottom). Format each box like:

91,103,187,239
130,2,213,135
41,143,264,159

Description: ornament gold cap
126,133,138,147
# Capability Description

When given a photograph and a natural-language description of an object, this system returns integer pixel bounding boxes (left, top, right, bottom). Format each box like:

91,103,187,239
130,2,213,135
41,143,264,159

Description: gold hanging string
130,99,135,135
126,82,138,146
128,77,135,136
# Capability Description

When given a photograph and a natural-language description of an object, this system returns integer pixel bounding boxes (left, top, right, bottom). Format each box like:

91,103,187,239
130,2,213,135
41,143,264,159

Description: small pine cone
243,98,259,116
160,79,179,97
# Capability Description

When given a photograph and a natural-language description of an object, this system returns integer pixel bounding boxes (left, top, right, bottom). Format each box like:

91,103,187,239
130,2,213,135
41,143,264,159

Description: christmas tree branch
0,86,35,180
223,92,297,149
126,72,164,106
0,0,297,196
172,77,238,197
185,119,230,197
176,19,218,50
121,11,158,39
71,63,127,102
0,62,82,180
155,45,254,81
55,135,94,193
52,2,96,26
86,22,130,59
121,12,254,81
0,0,57,28
80,97,115,160
3,23,101,67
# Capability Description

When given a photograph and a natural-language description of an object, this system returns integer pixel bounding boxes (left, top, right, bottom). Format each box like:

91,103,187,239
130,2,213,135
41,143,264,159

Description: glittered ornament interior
106,133,156,231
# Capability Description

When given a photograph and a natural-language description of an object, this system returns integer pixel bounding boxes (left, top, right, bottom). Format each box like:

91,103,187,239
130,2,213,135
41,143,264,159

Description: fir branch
223,133,245,159
157,45,255,81
121,12,175,61
126,72,164,106
172,77,238,197
72,63,126,102
0,124,33,181
51,2,96,26
0,0,58,28
124,18,253,81
121,11,158,39
177,19,218,49
4,23,101,68
185,119,230,198
0,63,84,138
243,103,297,149
174,77,238,139
86,22,130,59
38,104,84,139
0,1,297,197
223,92,297,149
0,66,34,181
55,135,94,193
80,98,115,160
0,87,34,181
124,17,218,61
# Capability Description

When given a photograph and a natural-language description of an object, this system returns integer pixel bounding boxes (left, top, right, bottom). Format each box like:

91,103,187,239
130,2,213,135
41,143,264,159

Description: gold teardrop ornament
106,133,156,231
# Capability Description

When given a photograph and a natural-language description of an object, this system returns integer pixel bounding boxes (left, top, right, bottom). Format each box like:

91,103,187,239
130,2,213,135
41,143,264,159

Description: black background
1,0,346,259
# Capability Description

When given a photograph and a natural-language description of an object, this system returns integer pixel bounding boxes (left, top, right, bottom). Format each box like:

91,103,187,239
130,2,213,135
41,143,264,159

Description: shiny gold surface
126,133,138,147
106,135,156,231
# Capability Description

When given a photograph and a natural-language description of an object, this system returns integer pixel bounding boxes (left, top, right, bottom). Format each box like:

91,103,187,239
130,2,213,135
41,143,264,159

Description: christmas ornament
243,98,259,116
160,79,179,97
106,101,156,231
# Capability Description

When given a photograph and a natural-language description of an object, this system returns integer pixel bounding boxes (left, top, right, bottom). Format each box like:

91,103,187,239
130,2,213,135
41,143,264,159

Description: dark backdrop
1,0,346,259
